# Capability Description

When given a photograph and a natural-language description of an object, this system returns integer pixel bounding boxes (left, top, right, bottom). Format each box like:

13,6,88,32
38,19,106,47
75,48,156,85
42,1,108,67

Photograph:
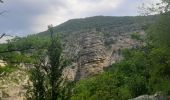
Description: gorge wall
75,31,107,80
63,30,143,81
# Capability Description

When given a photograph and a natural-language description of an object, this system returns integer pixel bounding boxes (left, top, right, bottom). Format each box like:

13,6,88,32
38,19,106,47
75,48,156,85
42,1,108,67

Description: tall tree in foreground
27,25,67,100
28,63,45,100
48,25,65,100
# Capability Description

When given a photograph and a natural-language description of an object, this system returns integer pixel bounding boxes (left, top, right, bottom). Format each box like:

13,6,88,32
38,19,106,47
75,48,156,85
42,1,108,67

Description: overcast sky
0,0,160,36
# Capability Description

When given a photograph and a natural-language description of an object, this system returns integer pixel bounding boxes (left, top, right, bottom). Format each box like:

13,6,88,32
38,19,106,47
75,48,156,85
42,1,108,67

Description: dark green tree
48,25,65,100
29,64,46,100
27,25,67,100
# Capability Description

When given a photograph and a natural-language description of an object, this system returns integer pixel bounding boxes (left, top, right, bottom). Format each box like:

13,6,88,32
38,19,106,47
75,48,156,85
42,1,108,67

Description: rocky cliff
75,31,107,80
63,30,143,81
0,69,29,100
130,92,170,100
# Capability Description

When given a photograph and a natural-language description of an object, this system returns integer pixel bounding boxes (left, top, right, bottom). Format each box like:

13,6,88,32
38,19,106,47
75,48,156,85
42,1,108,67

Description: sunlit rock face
0,60,7,67
0,36,14,44
75,31,107,80
62,30,143,81
129,92,170,100
0,70,29,100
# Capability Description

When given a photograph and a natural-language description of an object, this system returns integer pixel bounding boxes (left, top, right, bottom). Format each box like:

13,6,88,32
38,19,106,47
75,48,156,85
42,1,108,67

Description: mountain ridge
37,15,156,36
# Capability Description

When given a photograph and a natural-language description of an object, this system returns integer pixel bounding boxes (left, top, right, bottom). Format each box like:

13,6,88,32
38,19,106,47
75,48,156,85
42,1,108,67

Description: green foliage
0,35,50,64
0,2,169,99
71,12,170,98
147,12,170,48
27,65,46,100
71,45,170,99
48,25,64,100
38,16,156,36
27,25,68,100
71,72,132,100
0,65,17,74
131,32,142,41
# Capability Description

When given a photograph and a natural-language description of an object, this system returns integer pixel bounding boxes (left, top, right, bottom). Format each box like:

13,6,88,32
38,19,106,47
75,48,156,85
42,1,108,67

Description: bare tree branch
0,0,3,3
0,47,35,53
0,33,5,39
0,0,5,15
0,10,7,15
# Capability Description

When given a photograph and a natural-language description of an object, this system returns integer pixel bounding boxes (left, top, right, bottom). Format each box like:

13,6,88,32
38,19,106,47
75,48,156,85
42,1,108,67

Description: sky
0,0,160,36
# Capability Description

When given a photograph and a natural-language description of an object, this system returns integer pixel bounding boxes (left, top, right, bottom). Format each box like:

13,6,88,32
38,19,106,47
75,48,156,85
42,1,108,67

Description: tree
27,25,67,100
140,0,170,15
28,64,46,100
0,0,6,39
48,25,64,100
0,33,5,39
142,0,170,48
0,0,5,15
148,12,170,48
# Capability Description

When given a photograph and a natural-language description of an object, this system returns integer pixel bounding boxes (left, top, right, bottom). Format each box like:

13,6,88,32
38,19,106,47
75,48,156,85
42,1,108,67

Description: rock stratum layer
130,92,170,100
75,31,107,80
0,70,29,100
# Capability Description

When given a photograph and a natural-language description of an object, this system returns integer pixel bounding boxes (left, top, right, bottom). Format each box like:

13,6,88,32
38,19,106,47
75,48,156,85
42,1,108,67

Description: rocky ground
0,69,29,100
130,92,170,100
63,30,143,81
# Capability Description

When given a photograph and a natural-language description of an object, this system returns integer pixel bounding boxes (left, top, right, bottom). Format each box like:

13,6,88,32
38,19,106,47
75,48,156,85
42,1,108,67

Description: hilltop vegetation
39,15,156,36
0,15,155,64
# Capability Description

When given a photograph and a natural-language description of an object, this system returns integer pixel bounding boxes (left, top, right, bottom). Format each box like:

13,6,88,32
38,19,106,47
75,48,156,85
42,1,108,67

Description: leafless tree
0,0,5,39
0,33,5,39
0,0,3,3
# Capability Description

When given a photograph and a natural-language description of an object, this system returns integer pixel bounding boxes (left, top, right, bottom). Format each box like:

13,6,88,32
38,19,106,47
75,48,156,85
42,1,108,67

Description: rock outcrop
75,31,107,80
130,92,170,100
0,60,7,68
0,70,29,100
62,30,143,81
62,63,78,81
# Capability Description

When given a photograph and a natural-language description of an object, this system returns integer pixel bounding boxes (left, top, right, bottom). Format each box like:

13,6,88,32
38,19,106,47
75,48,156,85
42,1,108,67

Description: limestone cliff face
75,31,106,80
0,70,29,100
129,92,170,100
63,30,143,81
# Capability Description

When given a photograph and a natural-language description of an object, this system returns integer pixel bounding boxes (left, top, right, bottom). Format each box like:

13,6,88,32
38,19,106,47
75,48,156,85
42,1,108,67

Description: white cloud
0,0,161,35
32,0,124,32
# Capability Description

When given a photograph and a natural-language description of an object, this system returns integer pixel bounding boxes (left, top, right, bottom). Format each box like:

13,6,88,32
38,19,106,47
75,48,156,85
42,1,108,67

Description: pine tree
29,64,45,100
28,25,66,100
48,25,64,100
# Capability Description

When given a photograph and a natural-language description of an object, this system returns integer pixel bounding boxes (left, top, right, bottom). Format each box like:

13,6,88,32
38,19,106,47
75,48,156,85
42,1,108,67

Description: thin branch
0,33,5,39
0,47,35,53
0,46,46,54
0,10,8,15
0,0,3,3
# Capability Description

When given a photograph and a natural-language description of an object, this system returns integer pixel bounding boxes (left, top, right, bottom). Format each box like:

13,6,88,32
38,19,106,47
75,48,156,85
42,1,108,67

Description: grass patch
0,65,17,74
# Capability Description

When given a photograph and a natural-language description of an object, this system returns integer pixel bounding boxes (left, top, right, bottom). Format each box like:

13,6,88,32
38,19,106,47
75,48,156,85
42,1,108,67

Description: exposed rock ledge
75,31,107,80
130,92,170,100
0,70,29,100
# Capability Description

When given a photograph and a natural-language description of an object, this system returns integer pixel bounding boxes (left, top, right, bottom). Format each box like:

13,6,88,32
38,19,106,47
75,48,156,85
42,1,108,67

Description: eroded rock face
62,30,143,81
0,70,29,100
130,92,170,100
0,60,7,68
62,63,78,81
75,31,107,80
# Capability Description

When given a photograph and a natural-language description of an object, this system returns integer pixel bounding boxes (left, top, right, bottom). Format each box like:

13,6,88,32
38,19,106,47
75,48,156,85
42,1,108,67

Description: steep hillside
0,15,156,81
38,15,156,36
0,15,159,100
48,16,156,80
